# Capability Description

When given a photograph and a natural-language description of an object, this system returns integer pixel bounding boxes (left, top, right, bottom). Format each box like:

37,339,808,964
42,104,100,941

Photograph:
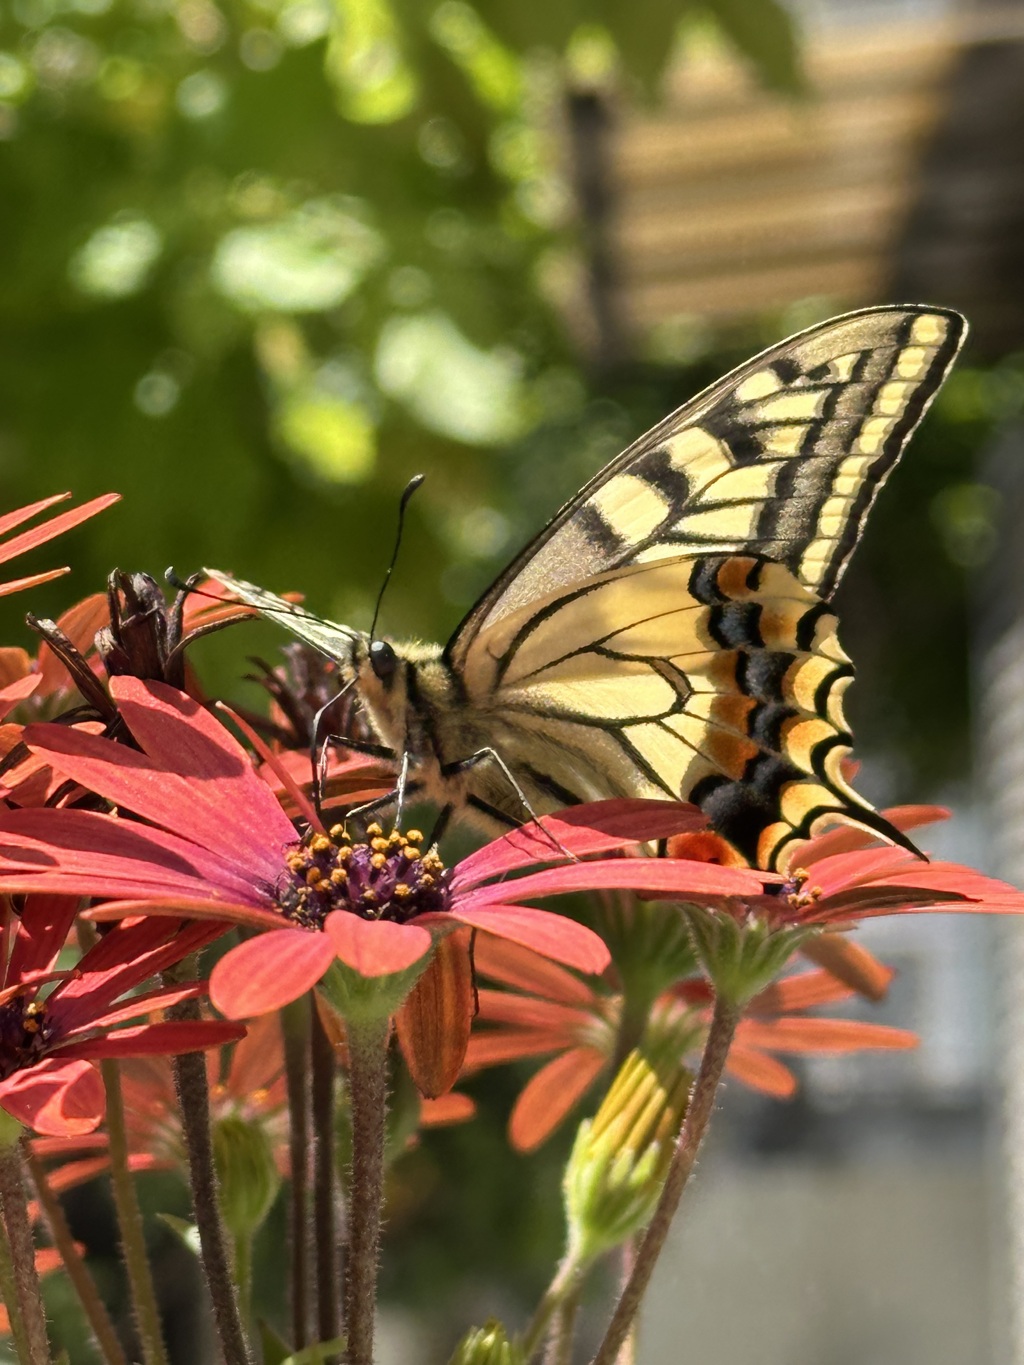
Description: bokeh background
3,0,1024,1359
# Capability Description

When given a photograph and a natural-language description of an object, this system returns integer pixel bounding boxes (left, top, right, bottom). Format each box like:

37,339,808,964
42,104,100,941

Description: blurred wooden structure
588,11,1024,358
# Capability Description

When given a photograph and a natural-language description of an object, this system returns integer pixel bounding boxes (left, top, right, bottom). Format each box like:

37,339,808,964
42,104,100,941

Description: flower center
782,868,821,911
278,823,450,930
0,996,50,1080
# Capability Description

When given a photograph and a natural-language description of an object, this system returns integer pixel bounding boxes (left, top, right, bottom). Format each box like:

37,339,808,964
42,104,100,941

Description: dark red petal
210,931,336,1019
395,930,474,1098
453,800,707,889
6,894,80,984
0,1058,105,1136
324,913,433,978
451,904,609,974
54,1020,246,1060
37,594,110,694
0,806,271,905
509,1047,605,1152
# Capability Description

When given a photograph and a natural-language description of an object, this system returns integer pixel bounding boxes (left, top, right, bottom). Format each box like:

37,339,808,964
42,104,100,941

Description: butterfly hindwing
458,551,904,869
447,306,965,671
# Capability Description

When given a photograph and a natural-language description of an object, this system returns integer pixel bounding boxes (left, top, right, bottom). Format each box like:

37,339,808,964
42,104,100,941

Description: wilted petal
395,929,473,1098
211,930,336,1019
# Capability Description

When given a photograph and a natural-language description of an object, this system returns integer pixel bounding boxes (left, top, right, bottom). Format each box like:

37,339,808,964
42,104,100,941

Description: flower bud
563,1036,691,1265
448,1320,523,1365
212,1114,281,1241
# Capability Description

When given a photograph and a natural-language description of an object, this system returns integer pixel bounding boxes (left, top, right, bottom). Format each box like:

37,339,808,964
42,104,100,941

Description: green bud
683,902,811,1006
212,1114,281,1241
564,1038,691,1265
448,1320,523,1365
595,892,699,1008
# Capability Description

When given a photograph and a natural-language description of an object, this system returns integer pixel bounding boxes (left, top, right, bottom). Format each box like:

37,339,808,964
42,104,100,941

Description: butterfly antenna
369,474,425,641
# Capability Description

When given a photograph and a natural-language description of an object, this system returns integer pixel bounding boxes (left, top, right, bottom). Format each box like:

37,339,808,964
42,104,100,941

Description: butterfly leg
309,689,394,821
344,780,424,834
442,748,574,860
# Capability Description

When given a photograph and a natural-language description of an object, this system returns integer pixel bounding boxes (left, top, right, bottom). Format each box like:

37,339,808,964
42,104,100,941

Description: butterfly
208,305,966,871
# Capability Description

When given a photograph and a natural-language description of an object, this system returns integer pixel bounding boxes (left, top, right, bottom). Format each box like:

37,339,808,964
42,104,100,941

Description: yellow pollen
286,851,306,871
388,832,405,849
370,837,389,853
366,823,383,837
329,824,347,841
406,829,423,844
362,889,378,905
310,833,332,853
393,883,411,898
402,847,421,861
337,846,352,864
371,853,387,870
306,868,323,886
23,1018,39,1034
422,852,443,874
421,874,435,888
252,1087,269,1104
330,868,348,885
25,1002,42,1017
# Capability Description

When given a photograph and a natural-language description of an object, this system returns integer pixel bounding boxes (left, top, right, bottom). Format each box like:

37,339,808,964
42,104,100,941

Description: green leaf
702,0,805,94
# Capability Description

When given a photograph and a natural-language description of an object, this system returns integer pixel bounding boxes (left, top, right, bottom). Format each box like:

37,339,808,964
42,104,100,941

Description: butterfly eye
369,639,398,683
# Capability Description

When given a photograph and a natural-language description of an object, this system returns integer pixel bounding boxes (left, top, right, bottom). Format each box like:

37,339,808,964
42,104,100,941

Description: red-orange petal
509,1046,605,1152
324,912,432,978
0,1058,106,1136
452,904,609,974
211,930,336,1019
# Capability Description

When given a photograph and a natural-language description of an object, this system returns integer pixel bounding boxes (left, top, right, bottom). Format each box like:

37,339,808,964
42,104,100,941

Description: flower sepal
684,903,812,1007
315,947,433,1029
448,1320,524,1365
0,1105,23,1148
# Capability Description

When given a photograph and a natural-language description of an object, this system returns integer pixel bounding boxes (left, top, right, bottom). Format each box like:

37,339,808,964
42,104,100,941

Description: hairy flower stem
589,995,740,1365
26,1150,127,1365
522,1255,584,1362
343,1017,391,1365
163,970,254,1365
283,996,312,1350
543,1283,582,1365
311,1013,341,1355
100,1058,169,1365
0,1134,50,1364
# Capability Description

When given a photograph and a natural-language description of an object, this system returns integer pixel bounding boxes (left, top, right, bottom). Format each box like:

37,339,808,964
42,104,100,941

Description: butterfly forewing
204,572,361,663
447,306,965,671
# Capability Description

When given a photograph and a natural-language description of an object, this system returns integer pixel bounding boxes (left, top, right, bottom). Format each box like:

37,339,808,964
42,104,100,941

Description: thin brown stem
0,1135,50,1364
343,1017,391,1365
283,995,312,1351
164,975,254,1365
589,996,740,1365
26,1150,127,1365
101,1059,169,1365
311,1011,340,1356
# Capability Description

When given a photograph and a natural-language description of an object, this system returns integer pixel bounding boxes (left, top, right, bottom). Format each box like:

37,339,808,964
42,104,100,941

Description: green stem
521,1255,584,1363
542,1282,582,1365
343,1017,391,1365
100,1058,169,1365
589,996,740,1365
26,1150,127,1365
0,1134,49,1364
282,996,312,1351
311,1012,341,1357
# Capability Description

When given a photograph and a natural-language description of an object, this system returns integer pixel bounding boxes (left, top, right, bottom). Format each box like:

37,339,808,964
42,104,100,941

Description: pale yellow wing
460,552,907,871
